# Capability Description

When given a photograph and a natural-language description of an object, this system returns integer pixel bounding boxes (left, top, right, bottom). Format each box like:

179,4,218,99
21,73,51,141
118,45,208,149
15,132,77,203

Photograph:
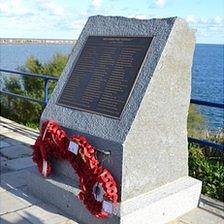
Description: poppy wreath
32,120,118,218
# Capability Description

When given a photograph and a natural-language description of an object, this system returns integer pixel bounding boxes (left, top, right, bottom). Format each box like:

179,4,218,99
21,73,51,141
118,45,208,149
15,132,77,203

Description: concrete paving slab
61,220,79,224
1,132,36,146
17,205,69,224
4,157,34,171
3,137,25,146
1,170,29,190
169,195,224,224
0,212,32,224
0,186,6,193
0,117,39,134
0,140,11,148
1,155,11,174
0,156,7,163
0,117,14,124
200,195,224,217
178,207,224,224
0,167,11,174
0,191,31,215
8,187,41,206
0,156,9,174
0,125,14,135
1,180,44,209
4,126,39,138
0,145,32,159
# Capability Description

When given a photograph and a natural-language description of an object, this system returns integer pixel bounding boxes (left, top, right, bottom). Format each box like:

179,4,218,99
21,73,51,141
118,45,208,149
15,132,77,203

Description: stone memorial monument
28,15,202,224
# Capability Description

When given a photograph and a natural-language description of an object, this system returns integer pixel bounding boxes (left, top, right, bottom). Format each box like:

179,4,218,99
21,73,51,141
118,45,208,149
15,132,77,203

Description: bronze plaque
57,36,153,119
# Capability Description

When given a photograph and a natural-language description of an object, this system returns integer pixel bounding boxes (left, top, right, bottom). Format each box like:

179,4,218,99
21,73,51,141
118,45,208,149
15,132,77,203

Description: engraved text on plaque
57,36,153,118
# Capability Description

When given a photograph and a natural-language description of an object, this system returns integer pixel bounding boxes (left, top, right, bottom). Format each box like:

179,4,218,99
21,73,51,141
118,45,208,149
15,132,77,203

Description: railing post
44,78,49,107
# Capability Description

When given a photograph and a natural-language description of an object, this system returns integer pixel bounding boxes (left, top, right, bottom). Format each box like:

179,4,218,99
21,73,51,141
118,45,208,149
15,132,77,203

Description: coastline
1,38,223,46
0,38,76,45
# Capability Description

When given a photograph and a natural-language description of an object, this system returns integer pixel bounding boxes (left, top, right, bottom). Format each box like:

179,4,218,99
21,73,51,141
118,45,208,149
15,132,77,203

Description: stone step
26,167,120,224
27,167,202,224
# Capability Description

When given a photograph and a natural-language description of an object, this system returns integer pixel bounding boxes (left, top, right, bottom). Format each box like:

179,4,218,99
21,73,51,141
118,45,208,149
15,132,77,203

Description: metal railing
189,99,223,151
0,68,58,106
1,68,223,151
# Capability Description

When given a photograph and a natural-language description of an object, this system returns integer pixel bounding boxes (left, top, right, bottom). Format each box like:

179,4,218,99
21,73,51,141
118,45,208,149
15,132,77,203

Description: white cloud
155,0,166,8
186,15,224,27
92,0,102,8
209,26,219,32
133,14,147,20
186,15,197,24
0,2,9,13
199,18,208,24
213,16,223,24
70,19,86,30
185,15,224,43
0,0,31,16
37,0,64,16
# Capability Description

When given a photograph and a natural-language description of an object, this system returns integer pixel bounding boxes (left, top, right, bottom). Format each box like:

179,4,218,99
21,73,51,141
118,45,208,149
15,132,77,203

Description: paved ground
0,116,223,224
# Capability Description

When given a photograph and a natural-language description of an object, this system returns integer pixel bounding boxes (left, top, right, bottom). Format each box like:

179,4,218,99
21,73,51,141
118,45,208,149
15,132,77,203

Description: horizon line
0,38,223,45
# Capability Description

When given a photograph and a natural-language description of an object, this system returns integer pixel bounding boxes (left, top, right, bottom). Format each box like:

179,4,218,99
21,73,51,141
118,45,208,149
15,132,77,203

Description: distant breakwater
0,38,76,45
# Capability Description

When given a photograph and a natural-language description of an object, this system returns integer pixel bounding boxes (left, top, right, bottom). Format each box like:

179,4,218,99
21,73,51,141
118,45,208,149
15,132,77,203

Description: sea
0,43,223,130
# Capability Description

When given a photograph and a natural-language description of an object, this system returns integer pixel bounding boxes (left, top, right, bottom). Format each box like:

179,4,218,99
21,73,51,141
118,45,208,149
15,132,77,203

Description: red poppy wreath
32,120,118,218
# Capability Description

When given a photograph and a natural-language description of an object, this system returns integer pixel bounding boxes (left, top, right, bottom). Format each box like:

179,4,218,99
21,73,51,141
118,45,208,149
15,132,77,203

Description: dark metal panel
57,36,153,119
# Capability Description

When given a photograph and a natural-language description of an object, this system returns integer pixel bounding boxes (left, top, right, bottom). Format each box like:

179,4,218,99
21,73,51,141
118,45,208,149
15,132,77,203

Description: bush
1,54,68,127
187,105,224,201
189,143,224,201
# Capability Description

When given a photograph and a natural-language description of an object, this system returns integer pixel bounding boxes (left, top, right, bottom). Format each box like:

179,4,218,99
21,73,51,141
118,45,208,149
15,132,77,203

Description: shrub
1,54,68,126
189,143,224,201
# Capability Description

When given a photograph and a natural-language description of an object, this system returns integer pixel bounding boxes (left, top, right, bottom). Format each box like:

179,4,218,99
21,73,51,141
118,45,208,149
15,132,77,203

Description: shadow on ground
199,196,224,219
0,171,75,224
1,212,43,224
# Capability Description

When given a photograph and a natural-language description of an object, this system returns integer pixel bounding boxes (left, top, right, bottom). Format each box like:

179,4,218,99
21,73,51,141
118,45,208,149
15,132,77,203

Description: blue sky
0,0,223,44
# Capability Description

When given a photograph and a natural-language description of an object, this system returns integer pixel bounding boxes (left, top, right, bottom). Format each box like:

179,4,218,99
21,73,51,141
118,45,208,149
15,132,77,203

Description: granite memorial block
28,15,202,224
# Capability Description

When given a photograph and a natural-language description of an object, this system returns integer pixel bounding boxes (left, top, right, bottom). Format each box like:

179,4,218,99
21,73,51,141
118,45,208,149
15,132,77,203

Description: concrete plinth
27,167,201,224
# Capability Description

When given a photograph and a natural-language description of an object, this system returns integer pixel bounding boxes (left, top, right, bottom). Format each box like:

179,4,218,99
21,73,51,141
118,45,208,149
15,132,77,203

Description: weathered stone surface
41,15,195,200
37,15,201,223
42,16,178,193
121,17,195,200
41,16,176,143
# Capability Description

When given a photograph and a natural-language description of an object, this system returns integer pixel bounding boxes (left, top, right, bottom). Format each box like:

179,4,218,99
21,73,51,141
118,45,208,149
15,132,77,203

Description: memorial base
27,167,201,224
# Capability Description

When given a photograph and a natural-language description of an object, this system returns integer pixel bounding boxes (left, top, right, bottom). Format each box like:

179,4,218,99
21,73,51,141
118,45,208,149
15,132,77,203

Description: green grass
189,141,224,201
24,121,39,130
